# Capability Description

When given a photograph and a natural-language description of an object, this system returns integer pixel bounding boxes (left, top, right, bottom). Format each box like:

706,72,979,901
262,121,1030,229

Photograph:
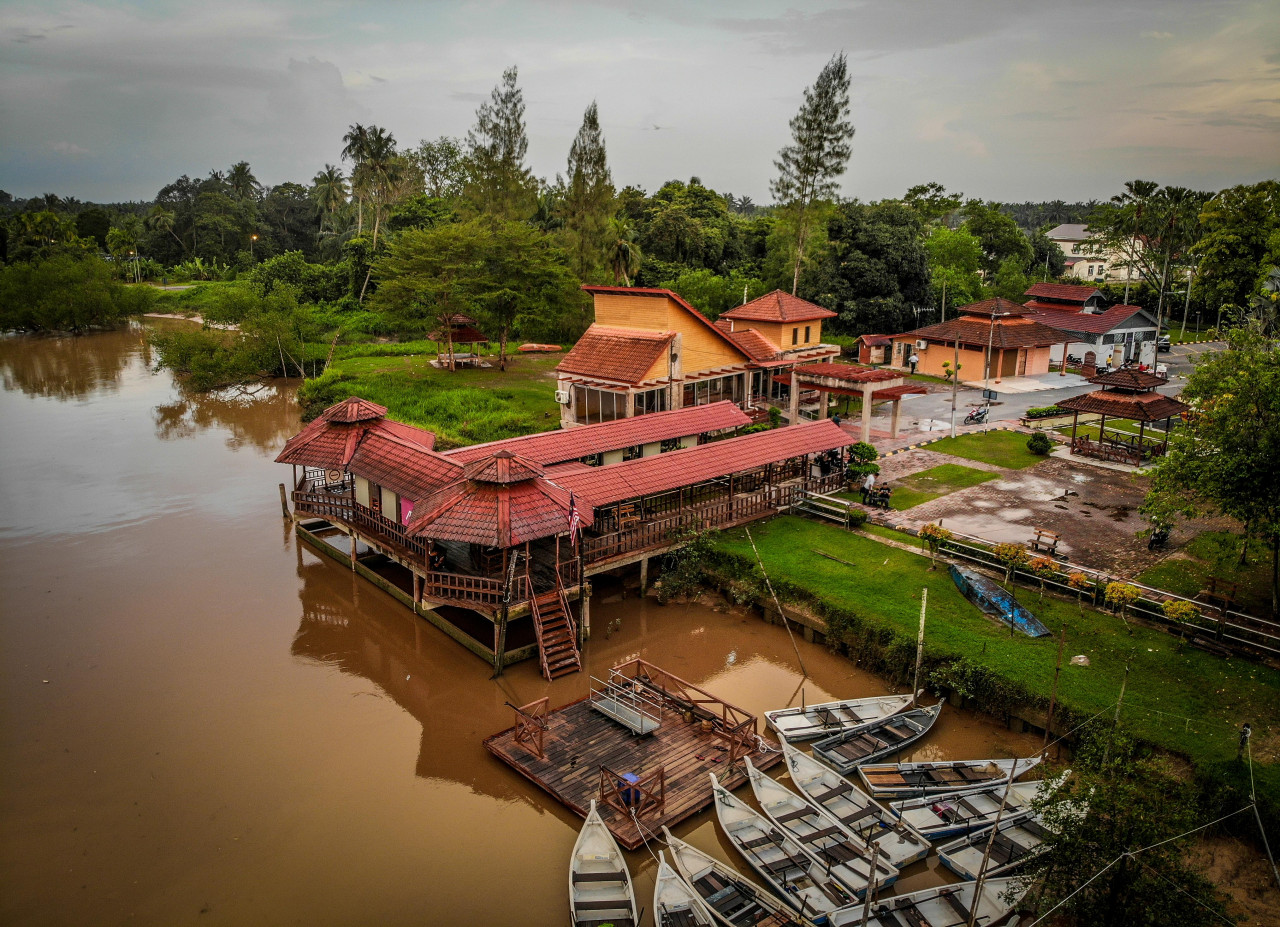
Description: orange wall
594,292,746,377
740,320,822,350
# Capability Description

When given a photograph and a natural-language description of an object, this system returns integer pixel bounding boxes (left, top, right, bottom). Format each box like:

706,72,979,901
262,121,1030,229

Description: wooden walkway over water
484,661,784,850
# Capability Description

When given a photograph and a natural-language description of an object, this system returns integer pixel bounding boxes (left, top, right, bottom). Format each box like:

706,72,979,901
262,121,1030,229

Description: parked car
1157,335,1171,352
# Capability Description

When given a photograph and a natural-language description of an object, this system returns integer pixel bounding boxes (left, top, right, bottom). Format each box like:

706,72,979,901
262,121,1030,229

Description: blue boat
949,565,1051,638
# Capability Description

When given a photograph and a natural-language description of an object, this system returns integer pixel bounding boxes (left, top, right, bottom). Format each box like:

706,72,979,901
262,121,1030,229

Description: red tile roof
858,334,893,347
1088,368,1168,391
792,362,902,384
721,290,837,323
553,420,850,507
1057,390,1188,422
444,401,750,465
898,301,1071,350
1026,304,1152,336
406,471,593,547
276,397,436,469
715,321,781,361
462,450,545,484
557,324,675,385
431,324,488,344
1023,283,1102,303
347,430,463,500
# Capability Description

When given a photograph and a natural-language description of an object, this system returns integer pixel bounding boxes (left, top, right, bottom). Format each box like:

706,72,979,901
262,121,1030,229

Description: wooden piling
278,483,290,519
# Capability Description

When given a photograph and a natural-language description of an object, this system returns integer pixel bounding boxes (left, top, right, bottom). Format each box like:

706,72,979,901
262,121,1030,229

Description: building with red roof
890,299,1071,382
1046,224,1139,284
556,286,840,428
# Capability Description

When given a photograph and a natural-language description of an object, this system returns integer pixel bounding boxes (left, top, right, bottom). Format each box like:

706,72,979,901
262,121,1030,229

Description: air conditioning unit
916,340,929,350
554,390,570,404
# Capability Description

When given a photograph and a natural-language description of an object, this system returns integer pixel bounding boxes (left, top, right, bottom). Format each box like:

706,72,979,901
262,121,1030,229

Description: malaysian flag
568,492,581,547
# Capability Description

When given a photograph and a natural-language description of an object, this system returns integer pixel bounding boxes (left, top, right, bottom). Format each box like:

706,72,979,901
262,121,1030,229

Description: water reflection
0,326,137,400
152,385,298,454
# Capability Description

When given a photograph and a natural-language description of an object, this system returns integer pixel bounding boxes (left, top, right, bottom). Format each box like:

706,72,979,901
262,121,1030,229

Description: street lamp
250,234,258,261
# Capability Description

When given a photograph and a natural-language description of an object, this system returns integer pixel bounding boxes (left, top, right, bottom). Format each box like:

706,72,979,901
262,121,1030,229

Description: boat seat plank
662,909,699,927
761,854,809,875
838,805,882,827
812,783,851,803
938,888,972,921
871,908,906,927
774,807,814,824
573,869,627,883
797,824,843,843
741,834,781,850
575,898,633,912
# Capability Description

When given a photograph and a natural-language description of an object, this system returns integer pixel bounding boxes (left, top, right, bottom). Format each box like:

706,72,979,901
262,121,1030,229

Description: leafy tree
1194,180,1280,317
1029,226,1067,279
1144,328,1280,611
341,123,372,233
902,182,963,226
657,268,768,319
771,52,855,295
563,101,614,280
260,182,319,258
0,254,151,331
412,136,466,200
75,207,111,250
962,199,1033,276
464,65,537,221
227,161,261,202
801,200,932,335
924,226,984,312
990,254,1031,301
387,194,456,233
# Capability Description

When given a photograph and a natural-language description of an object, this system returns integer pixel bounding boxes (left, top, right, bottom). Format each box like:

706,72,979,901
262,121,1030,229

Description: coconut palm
227,161,261,201
606,217,642,286
311,164,349,233
342,123,373,232
147,204,185,252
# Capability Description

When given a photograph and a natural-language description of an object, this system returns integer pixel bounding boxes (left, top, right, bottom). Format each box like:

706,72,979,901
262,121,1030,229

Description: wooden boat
857,757,1041,800
890,770,1069,840
569,800,638,927
783,744,931,869
825,876,1029,927
518,342,562,353
654,851,716,927
950,564,1051,637
764,692,920,742
710,774,859,917
662,827,819,927
937,811,1053,880
810,702,943,774
745,758,898,898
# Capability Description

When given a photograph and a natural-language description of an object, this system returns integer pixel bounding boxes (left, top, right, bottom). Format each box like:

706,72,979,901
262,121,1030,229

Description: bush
1024,405,1066,419
1026,432,1053,455
847,508,868,529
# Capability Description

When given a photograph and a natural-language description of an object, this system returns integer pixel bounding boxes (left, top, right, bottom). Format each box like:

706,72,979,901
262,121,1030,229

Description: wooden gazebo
1057,368,1189,466
430,314,489,368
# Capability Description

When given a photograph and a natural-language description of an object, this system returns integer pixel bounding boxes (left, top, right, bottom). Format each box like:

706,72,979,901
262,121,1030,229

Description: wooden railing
599,763,666,819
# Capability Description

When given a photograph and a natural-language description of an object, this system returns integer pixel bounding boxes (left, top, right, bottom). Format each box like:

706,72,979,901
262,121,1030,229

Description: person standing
861,471,876,504
908,351,919,374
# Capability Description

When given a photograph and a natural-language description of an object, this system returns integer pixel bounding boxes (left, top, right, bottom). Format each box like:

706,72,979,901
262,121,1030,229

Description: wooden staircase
529,577,582,681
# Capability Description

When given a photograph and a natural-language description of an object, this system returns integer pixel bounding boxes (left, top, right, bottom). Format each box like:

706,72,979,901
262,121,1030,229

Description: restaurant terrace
279,398,850,677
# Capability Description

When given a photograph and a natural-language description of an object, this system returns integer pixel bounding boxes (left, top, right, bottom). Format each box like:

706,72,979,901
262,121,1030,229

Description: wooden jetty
485,659,784,850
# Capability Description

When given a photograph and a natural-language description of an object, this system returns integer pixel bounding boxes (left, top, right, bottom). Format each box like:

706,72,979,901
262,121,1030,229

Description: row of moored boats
571,691,1074,926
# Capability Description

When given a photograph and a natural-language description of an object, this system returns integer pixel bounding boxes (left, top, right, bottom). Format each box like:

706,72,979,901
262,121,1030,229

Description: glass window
804,326,811,343
660,438,681,453
792,327,799,345
622,445,643,461
574,386,625,424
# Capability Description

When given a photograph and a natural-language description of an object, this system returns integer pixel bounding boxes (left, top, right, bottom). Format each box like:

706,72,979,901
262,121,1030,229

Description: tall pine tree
563,101,614,280
771,52,855,294
465,66,537,221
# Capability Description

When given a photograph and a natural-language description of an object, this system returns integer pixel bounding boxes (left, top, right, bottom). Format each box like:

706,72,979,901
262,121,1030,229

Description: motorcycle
963,404,990,425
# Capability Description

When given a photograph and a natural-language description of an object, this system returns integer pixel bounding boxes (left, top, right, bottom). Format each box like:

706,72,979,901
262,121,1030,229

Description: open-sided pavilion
1057,368,1189,466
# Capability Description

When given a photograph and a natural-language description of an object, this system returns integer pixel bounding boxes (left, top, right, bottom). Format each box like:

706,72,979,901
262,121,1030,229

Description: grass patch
888,463,999,509
923,430,1045,469
149,281,245,316
299,348,563,448
714,516,1280,777
859,523,922,546
1137,531,1275,617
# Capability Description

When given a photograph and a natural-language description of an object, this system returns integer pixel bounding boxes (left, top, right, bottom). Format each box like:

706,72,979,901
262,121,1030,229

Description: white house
1047,224,1138,284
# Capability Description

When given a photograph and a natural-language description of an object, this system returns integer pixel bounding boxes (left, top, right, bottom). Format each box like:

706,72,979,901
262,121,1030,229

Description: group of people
858,472,893,509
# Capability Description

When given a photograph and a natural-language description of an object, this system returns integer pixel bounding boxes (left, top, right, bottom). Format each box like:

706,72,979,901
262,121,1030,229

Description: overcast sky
2,0,1278,205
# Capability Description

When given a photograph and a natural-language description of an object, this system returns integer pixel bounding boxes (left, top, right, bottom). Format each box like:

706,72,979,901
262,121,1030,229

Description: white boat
745,757,898,898
569,800,638,927
937,811,1053,881
783,744,931,869
711,773,859,917
810,701,944,774
765,692,920,742
826,876,1029,927
654,851,716,927
662,827,819,927
890,770,1070,841
858,757,1042,800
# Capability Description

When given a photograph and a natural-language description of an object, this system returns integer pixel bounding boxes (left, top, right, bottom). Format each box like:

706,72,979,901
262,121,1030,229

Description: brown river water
0,324,1039,926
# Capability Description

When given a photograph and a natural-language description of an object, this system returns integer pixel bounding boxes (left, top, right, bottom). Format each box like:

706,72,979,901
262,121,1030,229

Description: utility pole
1043,625,1066,759
950,337,960,438
912,588,927,705
967,757,1021,927
859,840,882,927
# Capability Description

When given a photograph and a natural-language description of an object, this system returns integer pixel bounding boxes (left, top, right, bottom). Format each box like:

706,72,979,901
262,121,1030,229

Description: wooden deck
485,694,784,850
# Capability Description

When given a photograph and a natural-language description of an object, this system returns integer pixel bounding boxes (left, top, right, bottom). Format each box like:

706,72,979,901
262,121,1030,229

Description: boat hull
950,564,1051,637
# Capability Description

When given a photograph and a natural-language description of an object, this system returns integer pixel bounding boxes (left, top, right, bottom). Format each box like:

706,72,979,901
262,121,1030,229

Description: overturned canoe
950,564,1051,637
518,343,562,353
811,702,943,774
765,692,920,742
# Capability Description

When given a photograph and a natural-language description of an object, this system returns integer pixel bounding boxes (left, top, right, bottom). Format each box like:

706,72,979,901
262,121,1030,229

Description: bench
1030,528,1059,555
574,899,631,912
573,870,626,883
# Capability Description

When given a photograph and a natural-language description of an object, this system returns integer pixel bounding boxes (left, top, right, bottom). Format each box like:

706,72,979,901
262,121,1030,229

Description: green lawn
923,430,1045,469
298,348,564,448
714,516,1280,776
1137,531,1275,618
838,463,999,510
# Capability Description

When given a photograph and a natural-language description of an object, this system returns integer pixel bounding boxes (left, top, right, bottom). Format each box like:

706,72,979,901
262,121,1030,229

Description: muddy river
0,324,1039,926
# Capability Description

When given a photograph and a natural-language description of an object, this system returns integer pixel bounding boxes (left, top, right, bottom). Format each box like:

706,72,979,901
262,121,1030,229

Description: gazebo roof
1057,389,1189,422
900,299,1071,350
406,450,593,547
326,396,388,423
275,396,437,470
1087,368,1168,392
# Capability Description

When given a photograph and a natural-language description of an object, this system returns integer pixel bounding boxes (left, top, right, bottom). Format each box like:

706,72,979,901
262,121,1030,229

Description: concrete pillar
816,390,828,419
860,384,874,443
995,348,1005,384
788,377,800,424
349,530,357,570
624,389,635,417
890,399,902,438
639,556,649,595
580,591,592,642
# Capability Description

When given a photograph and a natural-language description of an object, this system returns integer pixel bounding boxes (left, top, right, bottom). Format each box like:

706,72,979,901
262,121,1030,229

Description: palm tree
606,217,642,286
342,123,371,233
227,161,261,201
311,165,348,233
1112,180,1160,303
147,204,185,252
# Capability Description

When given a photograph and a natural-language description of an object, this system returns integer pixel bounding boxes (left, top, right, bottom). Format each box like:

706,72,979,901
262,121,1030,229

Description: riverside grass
298,348,562,449
712,516,1279,806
